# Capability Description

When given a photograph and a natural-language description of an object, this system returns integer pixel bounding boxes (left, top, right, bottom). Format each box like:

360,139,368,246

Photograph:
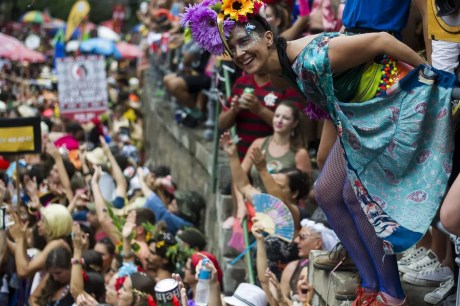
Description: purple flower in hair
202,0,220,6
190,6,235,55
179,3,199,27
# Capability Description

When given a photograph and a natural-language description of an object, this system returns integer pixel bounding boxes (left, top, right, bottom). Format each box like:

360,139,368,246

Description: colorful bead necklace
376,55,398,96
46,284,70,306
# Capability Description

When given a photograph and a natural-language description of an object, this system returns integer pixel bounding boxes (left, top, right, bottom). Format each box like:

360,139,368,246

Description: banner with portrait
56,55,108,123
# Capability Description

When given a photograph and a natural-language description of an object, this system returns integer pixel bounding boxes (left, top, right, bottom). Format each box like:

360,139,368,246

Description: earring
291,129,295,137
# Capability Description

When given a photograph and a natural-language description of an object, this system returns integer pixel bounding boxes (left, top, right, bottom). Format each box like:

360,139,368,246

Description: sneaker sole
398,265,431,275
424,287,455,305
403,274,451,286
313,263,357,271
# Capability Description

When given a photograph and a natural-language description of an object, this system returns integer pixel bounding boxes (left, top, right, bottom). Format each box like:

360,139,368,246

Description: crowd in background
0,0,459,306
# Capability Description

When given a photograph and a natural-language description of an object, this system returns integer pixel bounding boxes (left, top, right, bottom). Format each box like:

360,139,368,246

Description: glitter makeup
228,26,261,57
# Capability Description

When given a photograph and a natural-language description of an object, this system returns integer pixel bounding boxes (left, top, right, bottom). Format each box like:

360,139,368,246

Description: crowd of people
0,0,460,305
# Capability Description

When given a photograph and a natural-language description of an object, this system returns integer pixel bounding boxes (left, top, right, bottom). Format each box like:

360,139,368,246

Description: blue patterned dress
291,32,458,254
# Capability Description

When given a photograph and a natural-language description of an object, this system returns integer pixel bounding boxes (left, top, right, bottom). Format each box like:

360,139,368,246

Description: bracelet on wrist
71,258,85,265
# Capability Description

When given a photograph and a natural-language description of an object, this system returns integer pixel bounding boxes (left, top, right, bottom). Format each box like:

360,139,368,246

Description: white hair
300,219,340,251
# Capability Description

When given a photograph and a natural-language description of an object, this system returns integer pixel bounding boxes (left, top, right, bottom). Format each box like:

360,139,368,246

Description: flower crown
132,288,157,306
180,0,265,55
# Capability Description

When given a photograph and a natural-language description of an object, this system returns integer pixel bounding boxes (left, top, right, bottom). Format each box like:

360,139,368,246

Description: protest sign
56,55,108,123
0,117,41,155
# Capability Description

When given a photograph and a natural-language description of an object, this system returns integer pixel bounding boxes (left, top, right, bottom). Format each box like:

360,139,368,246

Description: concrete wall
142,70,232,260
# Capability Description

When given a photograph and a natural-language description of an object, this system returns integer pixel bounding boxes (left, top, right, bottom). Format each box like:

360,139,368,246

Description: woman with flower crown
181,0,459,305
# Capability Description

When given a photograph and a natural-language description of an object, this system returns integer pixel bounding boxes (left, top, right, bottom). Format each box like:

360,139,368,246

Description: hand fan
252,193,295,242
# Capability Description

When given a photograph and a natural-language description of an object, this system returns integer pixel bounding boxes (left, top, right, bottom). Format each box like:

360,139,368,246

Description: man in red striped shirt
218,73,306,160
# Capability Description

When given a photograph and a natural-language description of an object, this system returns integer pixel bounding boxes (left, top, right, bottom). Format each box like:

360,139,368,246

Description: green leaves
211,2,222,13
106,204,125,232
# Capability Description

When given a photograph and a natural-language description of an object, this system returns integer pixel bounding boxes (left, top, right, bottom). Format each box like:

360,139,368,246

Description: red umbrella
116,41,143,60
9,48,45,63
0,33,23,58
0,33,46,63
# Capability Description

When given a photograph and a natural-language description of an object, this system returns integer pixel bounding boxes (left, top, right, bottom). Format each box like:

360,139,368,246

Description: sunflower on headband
180,0,264,55
221,0,264,22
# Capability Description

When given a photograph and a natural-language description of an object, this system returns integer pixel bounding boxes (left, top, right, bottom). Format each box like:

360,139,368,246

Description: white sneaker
398,250,440,274
424,277,455,304
403,264,453,286
397,246,427,268
450,234,460,256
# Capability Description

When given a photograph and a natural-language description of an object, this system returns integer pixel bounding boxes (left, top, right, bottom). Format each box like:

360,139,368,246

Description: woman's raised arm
327,32,427,74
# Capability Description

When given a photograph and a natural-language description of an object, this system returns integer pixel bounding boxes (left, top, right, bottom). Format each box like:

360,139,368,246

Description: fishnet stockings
315,139,404,298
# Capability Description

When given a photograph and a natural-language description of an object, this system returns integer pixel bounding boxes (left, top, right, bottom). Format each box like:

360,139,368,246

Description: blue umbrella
79,38,121,59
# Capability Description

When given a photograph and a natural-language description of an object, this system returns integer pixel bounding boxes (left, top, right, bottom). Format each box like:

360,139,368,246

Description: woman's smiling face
227,23,273,74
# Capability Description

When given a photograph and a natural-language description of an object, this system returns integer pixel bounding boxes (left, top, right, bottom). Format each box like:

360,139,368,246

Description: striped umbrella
21,10,52,24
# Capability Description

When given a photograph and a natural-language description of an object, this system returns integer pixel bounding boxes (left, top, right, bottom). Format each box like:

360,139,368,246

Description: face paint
245,23,256,34
228,26,261,57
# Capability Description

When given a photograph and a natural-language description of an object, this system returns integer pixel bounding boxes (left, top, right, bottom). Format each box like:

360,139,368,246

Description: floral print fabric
292,32,458,254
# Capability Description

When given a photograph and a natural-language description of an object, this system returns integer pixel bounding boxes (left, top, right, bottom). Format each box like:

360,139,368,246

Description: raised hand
241,93,261,114
251,217,266,240
76,291,98,306
136,167,145,180
195,253,219,284
78,144,87,163
72,222,89,252
24,176,38,197
99,136,110,154
0,179,6,204
172,273,189,305
250,147,267,171
266,268,284,302
73,190,90,208
91,165,102,184
7,209,28,241
122,210,137,239
230,95,240,113
220,132,237,157
45,141,59,158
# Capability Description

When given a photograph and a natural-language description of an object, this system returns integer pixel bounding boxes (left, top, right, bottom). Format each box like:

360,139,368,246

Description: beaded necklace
46,284,70,306
376,55,398,96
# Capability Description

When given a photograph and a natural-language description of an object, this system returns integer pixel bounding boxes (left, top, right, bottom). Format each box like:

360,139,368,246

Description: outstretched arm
250,148,300,229
46,141,74,202
91,166,121,245
327,32,427,74
252,219,278,306
220,132,259,199
70,223,88,300
100,136,127,201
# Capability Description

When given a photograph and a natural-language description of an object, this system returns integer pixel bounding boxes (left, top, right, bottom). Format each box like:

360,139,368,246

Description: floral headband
132,288,157,306
180,0,265,55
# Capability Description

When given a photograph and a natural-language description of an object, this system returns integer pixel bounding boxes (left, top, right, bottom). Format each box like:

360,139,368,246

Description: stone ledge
308,250,438,306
